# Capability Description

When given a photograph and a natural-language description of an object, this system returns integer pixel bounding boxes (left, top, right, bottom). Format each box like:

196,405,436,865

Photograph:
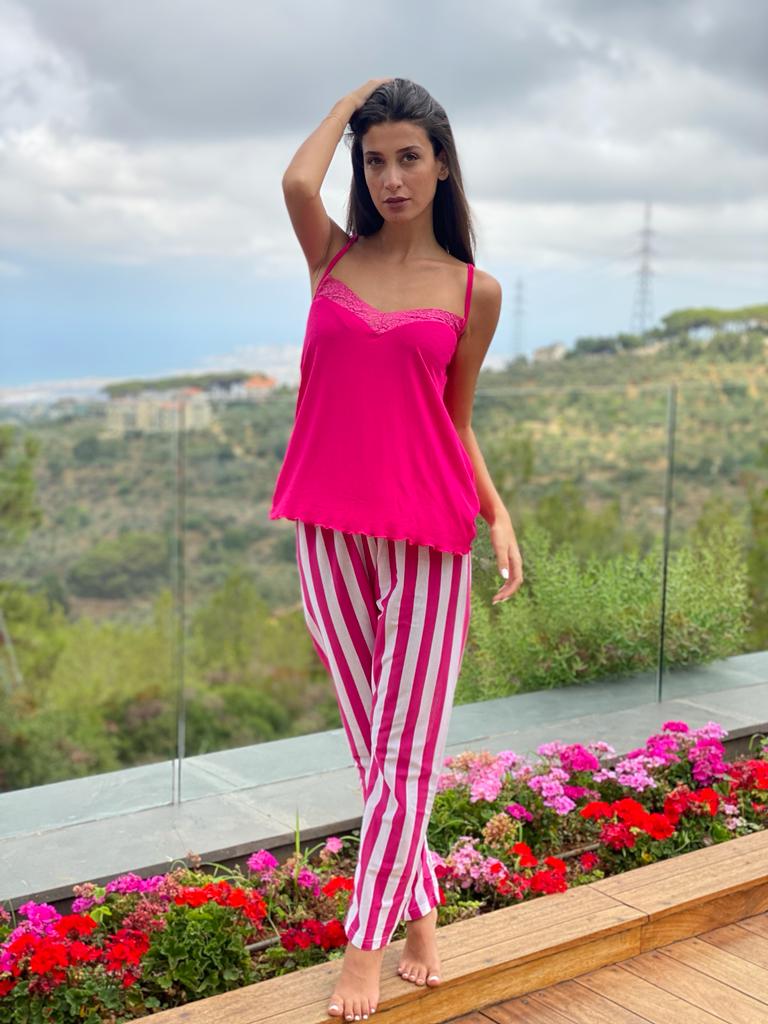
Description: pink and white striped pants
294,521,472,950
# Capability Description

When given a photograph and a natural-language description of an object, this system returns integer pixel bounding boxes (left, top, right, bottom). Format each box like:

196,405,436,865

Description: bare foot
327,942,385,1020
396,905,442,987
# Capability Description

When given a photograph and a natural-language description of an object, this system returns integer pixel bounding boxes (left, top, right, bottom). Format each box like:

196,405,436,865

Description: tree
0,425,43,547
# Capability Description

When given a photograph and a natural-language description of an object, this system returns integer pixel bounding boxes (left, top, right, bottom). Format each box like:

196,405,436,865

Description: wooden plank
735,908,768,940
436,1014,494,1024
574,962,732,1023
639,879,768,950
421,888,643,958
479,990,583,1023
696,919,768,968
306,928,642,1024
596,847,768,918
659,935,768,999
619,947,768,1022
593,829,768,899
493,978,655,1023
413,886,642,962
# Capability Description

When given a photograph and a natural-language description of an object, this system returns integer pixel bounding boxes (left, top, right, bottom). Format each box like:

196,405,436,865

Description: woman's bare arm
282,80,393,276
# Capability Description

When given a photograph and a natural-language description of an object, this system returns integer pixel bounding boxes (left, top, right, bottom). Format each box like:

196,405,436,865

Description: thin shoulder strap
463,262,475,324
319,233,359,284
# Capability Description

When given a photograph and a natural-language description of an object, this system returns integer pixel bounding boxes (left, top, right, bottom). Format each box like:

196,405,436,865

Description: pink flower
297,867,321,895
248,849,279,876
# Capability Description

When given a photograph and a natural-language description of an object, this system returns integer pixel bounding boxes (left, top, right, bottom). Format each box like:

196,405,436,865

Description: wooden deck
135,828,768,1023
446,907,768,1023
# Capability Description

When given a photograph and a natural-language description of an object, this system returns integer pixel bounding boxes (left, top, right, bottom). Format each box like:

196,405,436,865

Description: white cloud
0,0,764,282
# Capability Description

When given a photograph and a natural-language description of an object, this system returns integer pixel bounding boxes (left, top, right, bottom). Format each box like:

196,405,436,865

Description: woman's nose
383,168,403,188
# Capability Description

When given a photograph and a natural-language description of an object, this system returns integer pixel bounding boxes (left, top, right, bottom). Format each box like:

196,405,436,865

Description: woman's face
361,120,448,222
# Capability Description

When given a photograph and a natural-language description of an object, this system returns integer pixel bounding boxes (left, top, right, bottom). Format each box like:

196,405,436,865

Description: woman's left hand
489,513,524,604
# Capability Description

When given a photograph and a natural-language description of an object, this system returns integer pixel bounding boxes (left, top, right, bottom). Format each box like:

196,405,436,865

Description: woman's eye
365,154,418,166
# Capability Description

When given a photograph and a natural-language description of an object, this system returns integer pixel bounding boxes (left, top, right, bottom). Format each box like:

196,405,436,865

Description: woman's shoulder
468,266,502,305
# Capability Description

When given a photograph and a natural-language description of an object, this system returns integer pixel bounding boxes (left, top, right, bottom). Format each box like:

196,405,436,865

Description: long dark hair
342,79,476,265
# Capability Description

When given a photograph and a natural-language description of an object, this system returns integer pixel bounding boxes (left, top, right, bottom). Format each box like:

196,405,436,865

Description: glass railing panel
459,381,671,712
659,377,768,703
0,398,178,836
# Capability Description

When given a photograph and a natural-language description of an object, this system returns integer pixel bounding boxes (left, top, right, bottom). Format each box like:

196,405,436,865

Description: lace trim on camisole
315,275,466,335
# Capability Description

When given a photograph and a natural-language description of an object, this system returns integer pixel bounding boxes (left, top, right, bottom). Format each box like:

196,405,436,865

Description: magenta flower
248,849,279,876
505,802,533,822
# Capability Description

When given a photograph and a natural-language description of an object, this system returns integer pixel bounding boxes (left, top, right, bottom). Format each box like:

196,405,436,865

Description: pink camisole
269,232,480,554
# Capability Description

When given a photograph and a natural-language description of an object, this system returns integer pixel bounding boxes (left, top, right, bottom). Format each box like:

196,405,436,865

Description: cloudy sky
1,0,766,404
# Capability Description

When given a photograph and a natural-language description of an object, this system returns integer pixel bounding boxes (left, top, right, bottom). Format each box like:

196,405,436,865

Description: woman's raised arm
281,79,392,276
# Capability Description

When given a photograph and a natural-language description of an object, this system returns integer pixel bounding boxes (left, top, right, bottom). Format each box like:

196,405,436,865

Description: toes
427,971,441,985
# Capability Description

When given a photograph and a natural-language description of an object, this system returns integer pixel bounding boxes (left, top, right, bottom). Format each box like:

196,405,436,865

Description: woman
270,77,523,1021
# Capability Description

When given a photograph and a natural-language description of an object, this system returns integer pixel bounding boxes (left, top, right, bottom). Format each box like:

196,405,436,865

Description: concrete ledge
1,651,767,908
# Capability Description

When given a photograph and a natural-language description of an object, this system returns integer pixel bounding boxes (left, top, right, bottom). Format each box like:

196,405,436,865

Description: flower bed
1,720,766,1023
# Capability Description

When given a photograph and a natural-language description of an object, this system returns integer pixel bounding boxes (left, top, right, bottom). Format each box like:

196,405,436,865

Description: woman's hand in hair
348,78,395,112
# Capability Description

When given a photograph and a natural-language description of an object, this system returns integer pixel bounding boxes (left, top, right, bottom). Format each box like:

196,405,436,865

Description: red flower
612,798,648,828
52,914,99,940
600,822,636,850
543,856,567,873
689,787,719,816
322,919,347,949
511,842,538,867
530,869,568,894
102,929,150,972
643,813,675,840
580,800,613,820
280,917,348,953
322,876,354,898
28,938,68,977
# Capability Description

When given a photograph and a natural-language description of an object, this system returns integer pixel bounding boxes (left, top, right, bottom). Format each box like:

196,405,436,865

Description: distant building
103,389,213,437
532,342,567,363
210,373,278,401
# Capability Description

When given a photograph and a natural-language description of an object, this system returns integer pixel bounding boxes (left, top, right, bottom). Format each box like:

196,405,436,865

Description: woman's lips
385,198,409,205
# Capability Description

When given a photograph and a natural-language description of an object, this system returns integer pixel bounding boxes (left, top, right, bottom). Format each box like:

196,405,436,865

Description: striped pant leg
295,521,472,951
344,538,472,950
295,521,380,794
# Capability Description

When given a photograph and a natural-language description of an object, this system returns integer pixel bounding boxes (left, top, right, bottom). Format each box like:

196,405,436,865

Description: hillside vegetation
0,302,766,791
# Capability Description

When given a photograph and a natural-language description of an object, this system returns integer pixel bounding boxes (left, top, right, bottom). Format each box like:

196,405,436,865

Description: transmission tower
512,275,524,361
630,200,656,339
